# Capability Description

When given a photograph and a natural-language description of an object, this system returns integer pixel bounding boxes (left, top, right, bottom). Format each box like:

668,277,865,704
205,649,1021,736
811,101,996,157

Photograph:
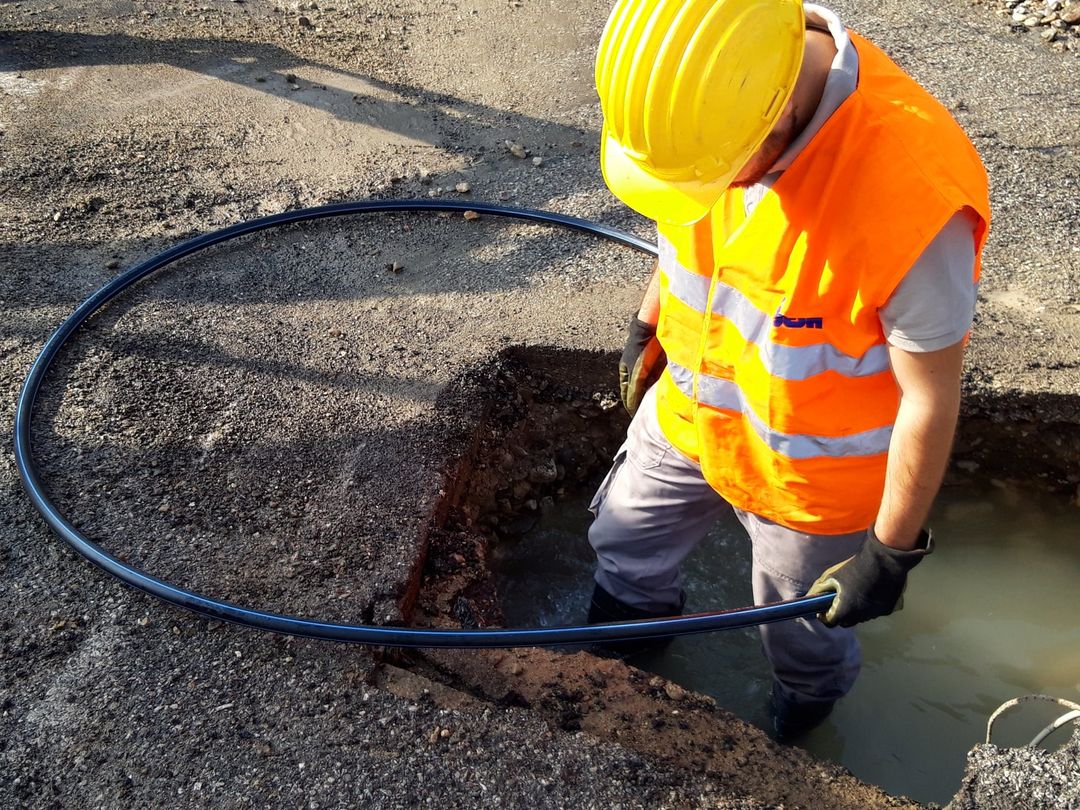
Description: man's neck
730,27,839,188
789,28,837,142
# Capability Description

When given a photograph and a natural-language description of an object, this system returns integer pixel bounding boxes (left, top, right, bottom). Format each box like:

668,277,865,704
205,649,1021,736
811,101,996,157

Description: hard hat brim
601,128,734,226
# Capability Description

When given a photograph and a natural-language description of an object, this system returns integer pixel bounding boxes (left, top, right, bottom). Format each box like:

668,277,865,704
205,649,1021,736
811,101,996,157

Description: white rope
986,694,1080,747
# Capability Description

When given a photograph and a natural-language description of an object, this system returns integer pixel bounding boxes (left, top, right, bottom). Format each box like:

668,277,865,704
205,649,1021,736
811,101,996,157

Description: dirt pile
949,727,1080,809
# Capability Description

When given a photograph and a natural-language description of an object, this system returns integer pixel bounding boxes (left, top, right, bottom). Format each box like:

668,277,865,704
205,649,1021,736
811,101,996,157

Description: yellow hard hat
596,0,805,225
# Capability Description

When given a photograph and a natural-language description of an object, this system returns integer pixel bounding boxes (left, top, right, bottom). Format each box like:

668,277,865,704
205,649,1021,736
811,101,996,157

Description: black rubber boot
769,683,835,743
586,582,683,659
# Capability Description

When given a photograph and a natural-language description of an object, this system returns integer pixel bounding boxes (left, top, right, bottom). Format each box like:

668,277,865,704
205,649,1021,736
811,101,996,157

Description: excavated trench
399,346,1080,809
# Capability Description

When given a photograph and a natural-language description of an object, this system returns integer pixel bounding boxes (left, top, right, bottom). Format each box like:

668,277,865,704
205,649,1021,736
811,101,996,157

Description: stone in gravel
418,167,432,184
387,261,403,273
664,682,687,701
106,259,121,269
532,156,544,167
1024,15,1041,26
505,140,528,159
1061,5,1080,24
298,15,313,28
463,210,480,220
527,458,558,484
1011,5,1029,21
500,512,539,535
454,182,470,193
1042,27,1058,39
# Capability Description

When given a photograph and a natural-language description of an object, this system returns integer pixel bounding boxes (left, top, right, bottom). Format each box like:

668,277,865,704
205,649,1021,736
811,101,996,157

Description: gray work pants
588,386,865,704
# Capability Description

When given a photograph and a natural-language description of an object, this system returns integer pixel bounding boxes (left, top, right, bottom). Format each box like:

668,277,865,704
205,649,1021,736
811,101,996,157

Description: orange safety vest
653,32,991,534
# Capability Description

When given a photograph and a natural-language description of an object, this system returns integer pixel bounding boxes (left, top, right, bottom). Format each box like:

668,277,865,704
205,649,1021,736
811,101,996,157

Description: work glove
806,526,933,628
619,316,666,417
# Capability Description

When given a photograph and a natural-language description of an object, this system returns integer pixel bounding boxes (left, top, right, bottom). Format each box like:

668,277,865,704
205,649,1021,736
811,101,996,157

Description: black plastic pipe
13,199,835,648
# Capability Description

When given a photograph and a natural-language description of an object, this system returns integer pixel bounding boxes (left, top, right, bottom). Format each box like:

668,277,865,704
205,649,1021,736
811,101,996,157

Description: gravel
949,728,1080,809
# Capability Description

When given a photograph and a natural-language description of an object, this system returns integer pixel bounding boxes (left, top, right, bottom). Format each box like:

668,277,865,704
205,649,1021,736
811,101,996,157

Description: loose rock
664,682,688,701
504,140,528,159
527,458,558,484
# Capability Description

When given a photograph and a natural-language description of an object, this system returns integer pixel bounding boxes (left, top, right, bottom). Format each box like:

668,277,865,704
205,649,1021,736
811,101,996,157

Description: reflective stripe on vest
667,361,893,458
659,234,891,381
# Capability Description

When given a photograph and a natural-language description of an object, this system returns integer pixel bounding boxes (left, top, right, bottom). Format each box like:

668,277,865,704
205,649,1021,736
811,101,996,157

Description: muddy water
492,479,1080,805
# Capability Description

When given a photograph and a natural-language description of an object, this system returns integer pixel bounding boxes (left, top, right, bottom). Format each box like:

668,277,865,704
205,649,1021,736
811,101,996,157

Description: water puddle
491,479,1080,805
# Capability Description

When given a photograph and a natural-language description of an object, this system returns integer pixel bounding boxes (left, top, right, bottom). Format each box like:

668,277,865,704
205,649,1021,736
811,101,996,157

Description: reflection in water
492,481,1080,805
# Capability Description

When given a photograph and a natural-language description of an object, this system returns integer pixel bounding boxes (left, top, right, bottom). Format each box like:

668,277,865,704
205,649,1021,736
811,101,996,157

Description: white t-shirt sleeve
879,209,979,353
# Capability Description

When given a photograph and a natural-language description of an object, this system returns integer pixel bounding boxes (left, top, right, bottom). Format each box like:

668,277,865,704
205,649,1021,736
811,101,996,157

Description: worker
587,0,990,741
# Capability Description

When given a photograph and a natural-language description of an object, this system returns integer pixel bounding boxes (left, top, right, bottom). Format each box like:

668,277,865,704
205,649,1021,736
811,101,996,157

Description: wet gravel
949,728,1080,809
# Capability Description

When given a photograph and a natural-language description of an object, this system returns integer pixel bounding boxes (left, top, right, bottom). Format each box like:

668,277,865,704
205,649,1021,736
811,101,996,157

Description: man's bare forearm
636,260,661,324
874,342,965,551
